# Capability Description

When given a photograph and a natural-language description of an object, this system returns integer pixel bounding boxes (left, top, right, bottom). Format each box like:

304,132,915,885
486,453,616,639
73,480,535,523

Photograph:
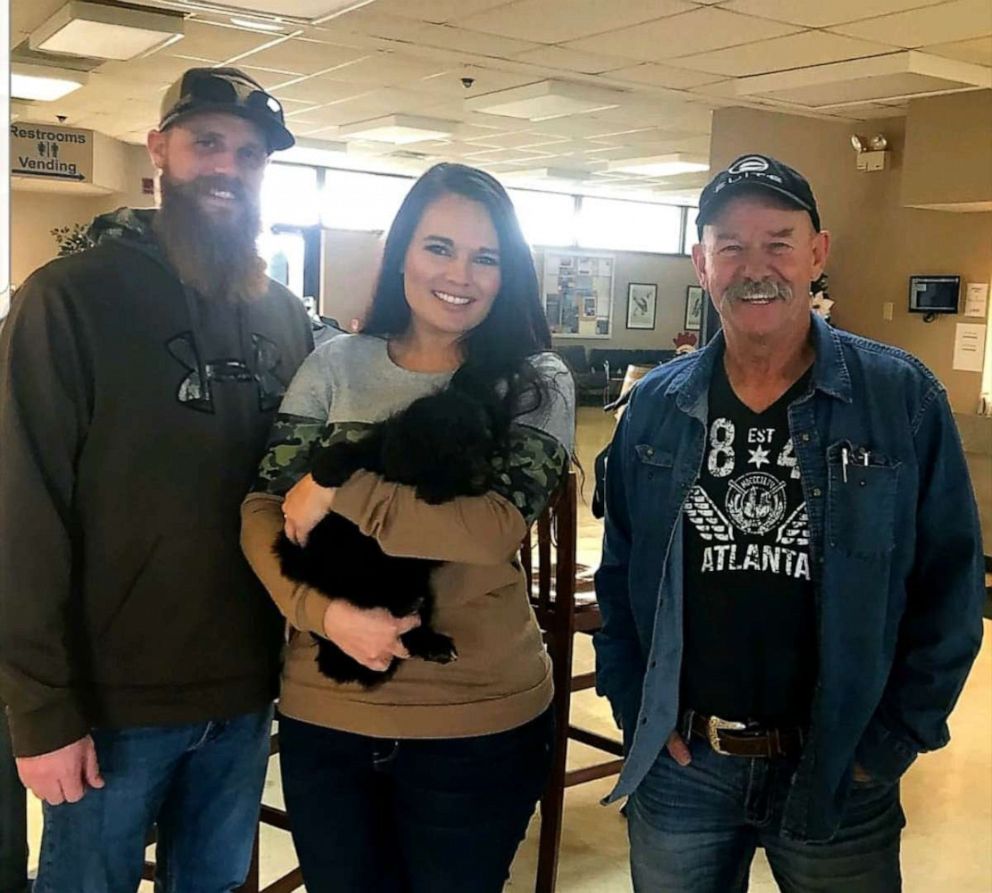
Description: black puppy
275,368,511,687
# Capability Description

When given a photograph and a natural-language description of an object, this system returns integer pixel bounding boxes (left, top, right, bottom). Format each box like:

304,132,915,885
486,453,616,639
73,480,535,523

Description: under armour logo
166,332,287,414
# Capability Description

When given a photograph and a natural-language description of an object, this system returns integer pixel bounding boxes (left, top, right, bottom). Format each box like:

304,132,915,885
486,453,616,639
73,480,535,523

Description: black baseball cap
159,67,294,153
695,154,820,238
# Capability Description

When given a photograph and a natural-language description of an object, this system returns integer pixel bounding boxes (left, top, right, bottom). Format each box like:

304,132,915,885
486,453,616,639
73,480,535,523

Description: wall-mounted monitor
909,275,960,315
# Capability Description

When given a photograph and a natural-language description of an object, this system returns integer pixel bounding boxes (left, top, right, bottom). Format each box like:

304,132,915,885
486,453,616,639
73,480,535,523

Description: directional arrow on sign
12,169,86,181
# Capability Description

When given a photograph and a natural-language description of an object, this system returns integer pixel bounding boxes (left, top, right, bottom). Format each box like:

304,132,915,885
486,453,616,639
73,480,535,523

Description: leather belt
687,712,804,758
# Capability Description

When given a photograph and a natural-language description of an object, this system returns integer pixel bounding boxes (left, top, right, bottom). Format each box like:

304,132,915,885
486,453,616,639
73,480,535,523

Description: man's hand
16,735,104,805
665,731,692,766
322,600,421,672
282,473,336,547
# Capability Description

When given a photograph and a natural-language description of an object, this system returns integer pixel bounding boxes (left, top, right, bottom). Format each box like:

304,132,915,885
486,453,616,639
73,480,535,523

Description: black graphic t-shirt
680,360,816,724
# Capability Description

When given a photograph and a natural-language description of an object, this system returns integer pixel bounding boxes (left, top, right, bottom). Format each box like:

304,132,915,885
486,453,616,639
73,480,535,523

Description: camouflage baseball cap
159,67,294,153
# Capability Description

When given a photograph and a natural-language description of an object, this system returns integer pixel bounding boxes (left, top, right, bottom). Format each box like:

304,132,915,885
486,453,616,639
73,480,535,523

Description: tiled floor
27,407,992,890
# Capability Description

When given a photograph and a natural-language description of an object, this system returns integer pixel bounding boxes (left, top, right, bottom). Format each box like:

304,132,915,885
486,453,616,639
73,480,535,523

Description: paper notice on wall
953,323,986,372
964,282,989,318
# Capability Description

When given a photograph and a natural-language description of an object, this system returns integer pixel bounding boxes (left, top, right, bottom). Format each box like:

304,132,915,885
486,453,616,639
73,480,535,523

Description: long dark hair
362,163,552,414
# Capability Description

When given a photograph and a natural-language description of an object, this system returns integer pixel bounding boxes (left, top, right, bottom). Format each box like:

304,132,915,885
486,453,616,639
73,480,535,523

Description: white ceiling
10,0,992,201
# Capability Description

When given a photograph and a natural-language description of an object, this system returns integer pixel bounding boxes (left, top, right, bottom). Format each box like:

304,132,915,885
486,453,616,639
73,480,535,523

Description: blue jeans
34,706,273,893
278,708,554,893
629,735,904,893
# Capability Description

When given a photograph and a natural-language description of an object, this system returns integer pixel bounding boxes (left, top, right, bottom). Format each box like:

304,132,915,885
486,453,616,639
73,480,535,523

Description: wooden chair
141,731,303,893
523,471,624,893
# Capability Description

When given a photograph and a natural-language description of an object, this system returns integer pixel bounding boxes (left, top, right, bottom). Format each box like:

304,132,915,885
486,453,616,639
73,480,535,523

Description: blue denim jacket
594,313,985,842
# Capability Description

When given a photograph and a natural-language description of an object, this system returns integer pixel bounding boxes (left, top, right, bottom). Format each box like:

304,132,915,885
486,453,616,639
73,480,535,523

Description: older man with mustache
0,68,313,891
594,154,984,892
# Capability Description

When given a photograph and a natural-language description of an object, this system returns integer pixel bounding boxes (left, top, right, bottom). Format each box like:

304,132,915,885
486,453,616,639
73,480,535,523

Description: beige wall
11,143,157,287
903,90,992,209
11,191,107,286
544,249,699,352
320,228,382,327
708,102,992,415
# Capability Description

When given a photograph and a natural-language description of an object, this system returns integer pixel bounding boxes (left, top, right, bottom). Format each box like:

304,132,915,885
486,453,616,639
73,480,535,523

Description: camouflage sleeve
490,424,570,526
252,413,326,496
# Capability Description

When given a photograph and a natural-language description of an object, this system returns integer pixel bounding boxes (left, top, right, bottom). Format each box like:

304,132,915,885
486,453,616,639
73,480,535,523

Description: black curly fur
274,366,512,687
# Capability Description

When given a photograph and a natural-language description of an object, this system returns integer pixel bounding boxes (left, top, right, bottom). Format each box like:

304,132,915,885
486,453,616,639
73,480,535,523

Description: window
576,197,682,254
320,170,412,232
261,163,319,227
507,188,576,247
683,206,699,255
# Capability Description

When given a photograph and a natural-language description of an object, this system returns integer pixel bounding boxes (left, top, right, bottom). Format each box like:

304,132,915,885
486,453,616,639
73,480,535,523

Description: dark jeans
628,735,904,893
33,707,272,893
0,709,29,893
279,707,554,893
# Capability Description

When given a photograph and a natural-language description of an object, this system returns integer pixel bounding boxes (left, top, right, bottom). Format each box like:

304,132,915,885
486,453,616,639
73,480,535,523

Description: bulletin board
542,250,615,338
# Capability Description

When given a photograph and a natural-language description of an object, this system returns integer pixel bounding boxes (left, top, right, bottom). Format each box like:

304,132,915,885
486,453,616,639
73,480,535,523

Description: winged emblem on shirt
775,502,809,546
683,486,735,543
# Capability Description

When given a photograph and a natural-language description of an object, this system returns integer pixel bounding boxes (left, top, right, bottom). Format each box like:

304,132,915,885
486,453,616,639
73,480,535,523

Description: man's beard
154,173,267,303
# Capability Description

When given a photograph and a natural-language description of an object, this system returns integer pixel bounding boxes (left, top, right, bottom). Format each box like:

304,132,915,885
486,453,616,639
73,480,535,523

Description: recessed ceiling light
466,81,622,121
11,62,88,101
608,153,709,177
338,115,457,144
30,1,184,61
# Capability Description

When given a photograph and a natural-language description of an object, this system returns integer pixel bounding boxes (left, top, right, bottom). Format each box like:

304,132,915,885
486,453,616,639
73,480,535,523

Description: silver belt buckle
707,715,746,755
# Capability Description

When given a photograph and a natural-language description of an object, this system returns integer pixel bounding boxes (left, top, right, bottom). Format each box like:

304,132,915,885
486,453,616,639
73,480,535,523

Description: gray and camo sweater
240,334,576,739
253,334,574,525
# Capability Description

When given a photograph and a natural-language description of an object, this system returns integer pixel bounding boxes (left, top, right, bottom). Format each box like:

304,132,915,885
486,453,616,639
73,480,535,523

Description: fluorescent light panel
466,81,622,121
30,1,184,61
11,63,88,101
165,1,375,23
609,154,709,177
230,17,286,32
338,115,457,144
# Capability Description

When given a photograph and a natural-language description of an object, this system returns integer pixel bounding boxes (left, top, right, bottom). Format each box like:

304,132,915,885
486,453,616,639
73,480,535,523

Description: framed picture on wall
626,282,657,330
685,285,704,331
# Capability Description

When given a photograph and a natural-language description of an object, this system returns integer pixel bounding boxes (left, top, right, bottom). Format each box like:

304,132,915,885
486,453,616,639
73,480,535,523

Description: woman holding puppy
241,162,574,892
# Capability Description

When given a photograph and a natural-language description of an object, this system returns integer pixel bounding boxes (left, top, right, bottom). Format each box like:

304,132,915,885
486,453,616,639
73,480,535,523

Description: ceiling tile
412,66,539,97
233,38,371,76
672,31,897,76
723,0,947,28
166,22,280,63
563,8,801,62
922,35,992,65
605,63,725,89
370,0,513,22
513,47,632,75
270,78,373,104
453,0,692,44
387,23,542,57
829,0,992,47
464,130,571,148
99,56,202,86
318,52,452,86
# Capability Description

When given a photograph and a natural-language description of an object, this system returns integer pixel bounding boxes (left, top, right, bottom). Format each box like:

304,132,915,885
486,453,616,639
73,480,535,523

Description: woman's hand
322,601,421,672
282,473,336,546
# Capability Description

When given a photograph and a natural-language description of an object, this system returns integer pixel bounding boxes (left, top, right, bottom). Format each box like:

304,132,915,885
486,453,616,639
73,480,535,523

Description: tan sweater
241,477,553,737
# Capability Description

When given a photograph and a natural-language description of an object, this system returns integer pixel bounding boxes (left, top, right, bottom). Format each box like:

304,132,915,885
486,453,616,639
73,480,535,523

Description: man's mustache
723,278,793,302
